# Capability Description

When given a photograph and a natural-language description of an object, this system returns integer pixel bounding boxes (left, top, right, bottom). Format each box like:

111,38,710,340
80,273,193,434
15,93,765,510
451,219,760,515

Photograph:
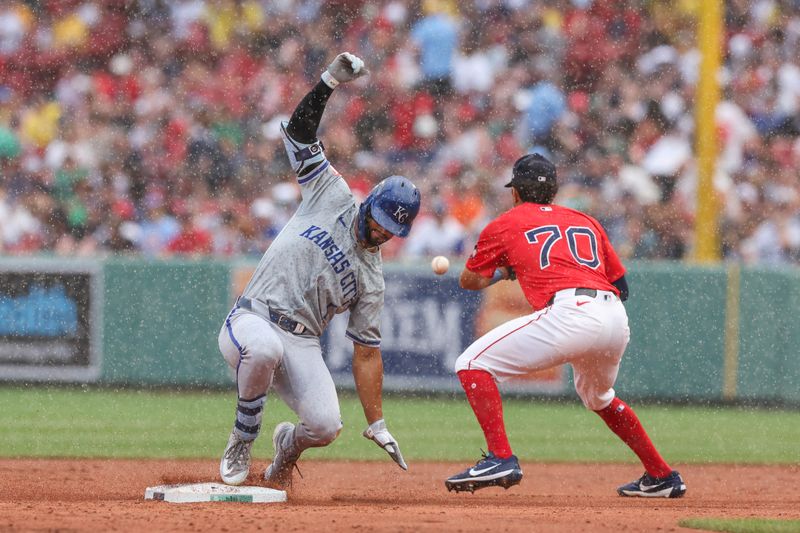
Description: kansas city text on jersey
299,224,358,300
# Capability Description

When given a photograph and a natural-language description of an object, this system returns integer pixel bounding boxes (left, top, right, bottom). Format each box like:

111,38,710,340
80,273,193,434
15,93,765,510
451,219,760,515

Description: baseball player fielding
431,256,449,275
444,153,685,499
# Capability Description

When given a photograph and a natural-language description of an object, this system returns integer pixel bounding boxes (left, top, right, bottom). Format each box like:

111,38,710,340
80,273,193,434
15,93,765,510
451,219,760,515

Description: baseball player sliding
444,154,686,498
217,52,420,489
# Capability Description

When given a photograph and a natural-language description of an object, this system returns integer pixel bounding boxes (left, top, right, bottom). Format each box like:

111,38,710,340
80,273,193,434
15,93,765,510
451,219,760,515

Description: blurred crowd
1,0,800,264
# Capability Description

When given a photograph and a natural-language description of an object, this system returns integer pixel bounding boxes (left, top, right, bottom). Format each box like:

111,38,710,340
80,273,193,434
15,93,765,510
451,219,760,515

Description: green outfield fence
1,257,798,405
619,263,800,404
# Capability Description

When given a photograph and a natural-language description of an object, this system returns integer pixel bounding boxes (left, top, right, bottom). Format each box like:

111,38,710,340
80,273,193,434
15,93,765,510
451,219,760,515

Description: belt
237,297,307,335
546,288,598,307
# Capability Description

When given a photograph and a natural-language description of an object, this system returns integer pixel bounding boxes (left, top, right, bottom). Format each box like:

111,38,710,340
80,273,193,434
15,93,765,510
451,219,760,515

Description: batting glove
321,52,368,88
363,419,408,470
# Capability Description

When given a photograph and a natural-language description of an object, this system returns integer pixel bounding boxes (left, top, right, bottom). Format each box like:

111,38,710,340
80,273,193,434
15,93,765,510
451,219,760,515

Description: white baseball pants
455,288,630,410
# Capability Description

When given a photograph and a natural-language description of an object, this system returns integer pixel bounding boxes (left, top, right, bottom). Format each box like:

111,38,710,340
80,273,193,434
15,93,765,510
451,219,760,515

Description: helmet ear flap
357,202,373,242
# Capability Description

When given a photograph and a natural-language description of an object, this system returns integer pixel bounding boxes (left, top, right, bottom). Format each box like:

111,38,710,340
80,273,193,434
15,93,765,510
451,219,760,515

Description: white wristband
321,71,339,89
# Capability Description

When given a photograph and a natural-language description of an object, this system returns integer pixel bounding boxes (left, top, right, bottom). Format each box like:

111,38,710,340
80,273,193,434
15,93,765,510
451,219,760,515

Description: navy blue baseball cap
505,153,557,188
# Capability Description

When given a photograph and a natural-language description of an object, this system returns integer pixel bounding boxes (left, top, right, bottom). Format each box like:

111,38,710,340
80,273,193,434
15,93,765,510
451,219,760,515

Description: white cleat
219,431,254,486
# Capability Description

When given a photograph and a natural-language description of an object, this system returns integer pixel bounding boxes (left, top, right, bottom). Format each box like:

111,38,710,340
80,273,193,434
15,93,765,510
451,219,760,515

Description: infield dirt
1,459,798,532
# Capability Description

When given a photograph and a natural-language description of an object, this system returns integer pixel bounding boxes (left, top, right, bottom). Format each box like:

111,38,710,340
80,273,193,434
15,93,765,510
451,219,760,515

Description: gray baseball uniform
243,123,384,343
217,124,385,451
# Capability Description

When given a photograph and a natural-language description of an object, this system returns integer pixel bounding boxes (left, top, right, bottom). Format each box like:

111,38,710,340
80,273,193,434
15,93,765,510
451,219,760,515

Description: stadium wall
0,258,797,405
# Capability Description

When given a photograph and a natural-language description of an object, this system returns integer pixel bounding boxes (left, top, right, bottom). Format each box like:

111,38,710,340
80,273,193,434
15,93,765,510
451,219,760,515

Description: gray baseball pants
218,307,343,451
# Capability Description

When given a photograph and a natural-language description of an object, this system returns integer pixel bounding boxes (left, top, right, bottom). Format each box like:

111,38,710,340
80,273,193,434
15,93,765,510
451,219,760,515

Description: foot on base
219,431,254,486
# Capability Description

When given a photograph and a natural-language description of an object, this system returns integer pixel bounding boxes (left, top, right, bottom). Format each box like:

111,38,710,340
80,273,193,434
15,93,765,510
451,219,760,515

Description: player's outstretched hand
324,52,368,86
363,419,408,470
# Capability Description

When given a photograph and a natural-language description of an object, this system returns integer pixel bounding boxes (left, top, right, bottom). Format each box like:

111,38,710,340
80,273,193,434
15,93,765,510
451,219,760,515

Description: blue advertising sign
0,261,102,382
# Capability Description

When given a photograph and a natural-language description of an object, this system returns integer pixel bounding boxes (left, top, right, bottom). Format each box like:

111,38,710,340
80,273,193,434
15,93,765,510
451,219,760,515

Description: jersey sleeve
346,288,383,347
465,219,508,278
280,121,352,209
595,219,626,282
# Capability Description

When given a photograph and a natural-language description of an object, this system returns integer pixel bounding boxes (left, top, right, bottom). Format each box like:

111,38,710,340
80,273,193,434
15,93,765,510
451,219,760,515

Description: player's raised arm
280,52,367,181
285,52,367,144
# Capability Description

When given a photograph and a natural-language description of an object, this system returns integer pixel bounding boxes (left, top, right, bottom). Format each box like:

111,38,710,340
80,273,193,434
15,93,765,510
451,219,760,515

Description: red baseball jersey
466,203,626,310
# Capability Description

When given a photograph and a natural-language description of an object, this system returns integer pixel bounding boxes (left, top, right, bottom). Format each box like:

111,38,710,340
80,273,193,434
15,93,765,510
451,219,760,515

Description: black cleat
617,470,686,498
445,452,523,493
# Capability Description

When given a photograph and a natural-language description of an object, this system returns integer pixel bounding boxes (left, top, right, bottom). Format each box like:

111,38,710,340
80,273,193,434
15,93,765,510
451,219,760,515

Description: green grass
1,386,799,463
680,518,800,533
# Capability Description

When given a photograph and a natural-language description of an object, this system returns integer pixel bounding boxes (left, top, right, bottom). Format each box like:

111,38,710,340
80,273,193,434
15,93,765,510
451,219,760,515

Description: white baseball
431,255,449,275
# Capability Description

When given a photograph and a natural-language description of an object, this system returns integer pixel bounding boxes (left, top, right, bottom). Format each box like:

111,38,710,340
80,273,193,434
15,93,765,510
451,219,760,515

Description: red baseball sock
458,369,513,459
596,397,673,478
